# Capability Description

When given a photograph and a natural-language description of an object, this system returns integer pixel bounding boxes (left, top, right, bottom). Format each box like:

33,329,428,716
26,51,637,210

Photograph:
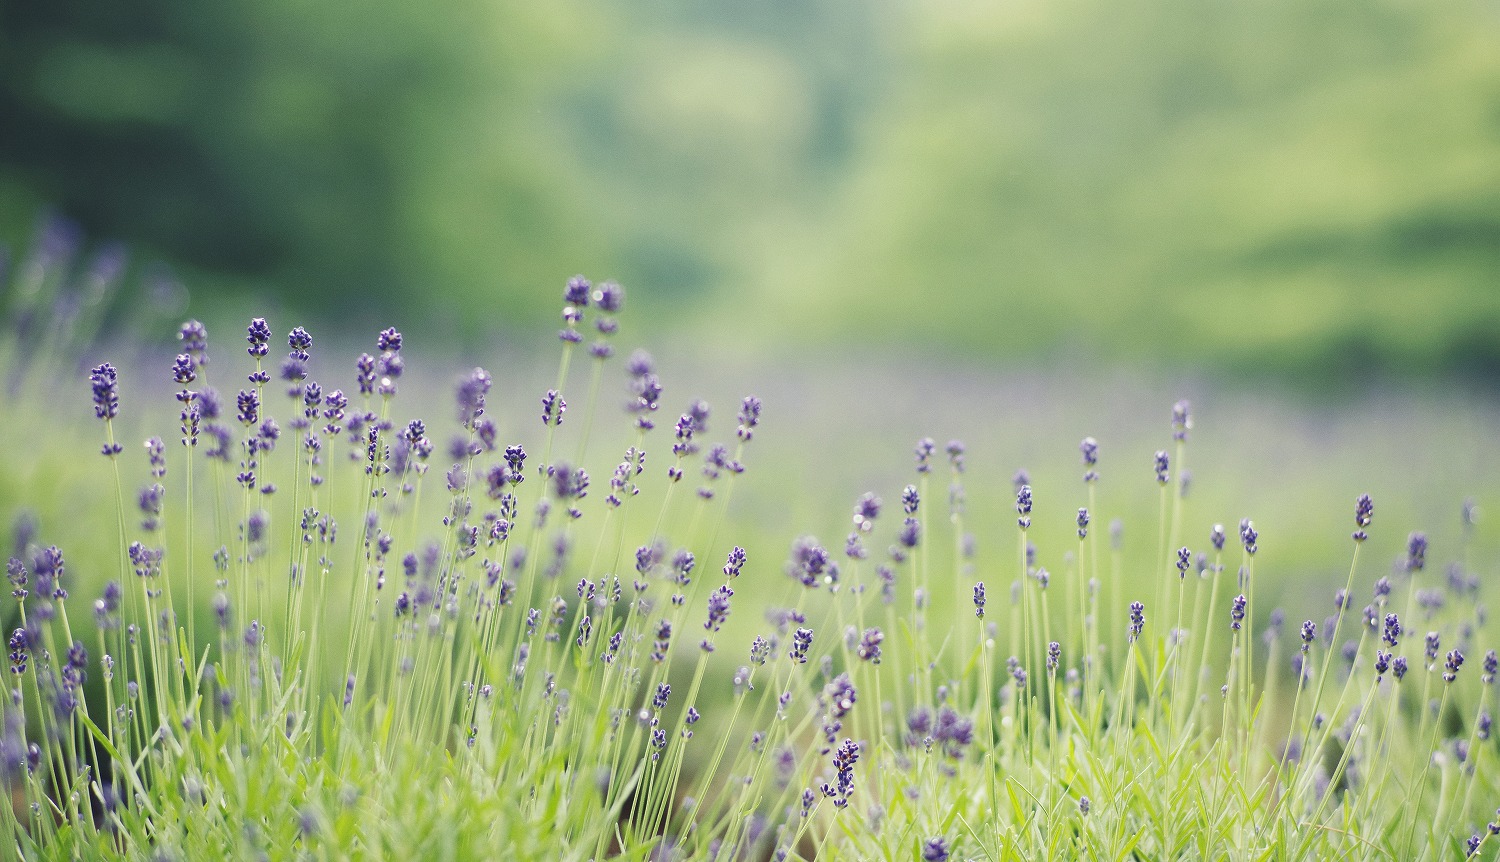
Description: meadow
1,253,1498,860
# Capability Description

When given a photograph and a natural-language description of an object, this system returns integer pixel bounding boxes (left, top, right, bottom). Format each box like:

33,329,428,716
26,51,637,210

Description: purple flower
829,738,860,807
635,542,664,576
1009,657,1028,688
548,463,589,504
922,837,949,861
90,363,120,421
1047,641,1061,671
736,396,761,442
594,280,623,313
1154,450,1169,485
541,390,565,427
1445,649,1466,683
671,550,695,585
1128,601,1145,642
236,389,259,426
322,389,348,433
894,485,918,518
564,275,591,306
4,559,25,601
1176,547,1191,578
8,628,30,675
1382,613,1401,648
376,327,402,353
62,641,88,690
33,546,65,601
1353,494,1373,542
906,705,932,738
179,319,208,364
246,318,272,358
281,355,307,384
853,493,881,532
790,627,813,664
456,368,491,430
787,537,832,588
973,582,986,619
1407,532,1428,572
733,666,754,695
1171,399,1191,441
1239,519,1258,555
1231,595,1247,631
749,636,771,666
704,586,733,635
1080,437,1099,482
172,353,196,386
898,518,921,549
933,705,974,751
825,673,856,718
684,400,710,435
946,440,965,472
651,620,672,663
355,353,377,396
914,438,936,474
671,413,698,460
723,547,746,578
1201,529,1221,558
856,628,883,664
286,326,312,360
1015,485,1032,529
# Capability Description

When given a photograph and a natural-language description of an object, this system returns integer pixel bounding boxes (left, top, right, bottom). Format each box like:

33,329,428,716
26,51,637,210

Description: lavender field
1,258,1498,859
3,0,1499,856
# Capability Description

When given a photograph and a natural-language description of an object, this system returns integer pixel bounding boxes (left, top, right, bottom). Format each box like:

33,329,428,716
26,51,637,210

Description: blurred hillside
1,0,1498,382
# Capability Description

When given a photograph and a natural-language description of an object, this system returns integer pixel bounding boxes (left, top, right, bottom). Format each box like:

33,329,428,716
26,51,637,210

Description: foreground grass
0,267,1497,859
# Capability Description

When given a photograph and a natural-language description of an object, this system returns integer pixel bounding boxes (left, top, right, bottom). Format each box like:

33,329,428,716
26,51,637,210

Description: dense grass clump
0,271,1497,860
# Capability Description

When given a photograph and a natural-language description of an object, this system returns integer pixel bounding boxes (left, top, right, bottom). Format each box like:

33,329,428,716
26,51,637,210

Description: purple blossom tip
246,318,272,357
594,280,624,313
89,363,120,420
172,354,196,386
564,275,591,307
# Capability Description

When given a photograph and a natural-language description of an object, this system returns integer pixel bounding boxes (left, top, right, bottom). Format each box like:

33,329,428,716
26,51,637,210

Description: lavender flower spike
246,318,272,358
1230,595,1247,631
1353,494,1373,542
1406,532,1427,572
179,319,208,365
856,628,883,664
922,837,950,862
1128,601,1145,642
90,363,120,420
704,586,733,634
172,354,197,386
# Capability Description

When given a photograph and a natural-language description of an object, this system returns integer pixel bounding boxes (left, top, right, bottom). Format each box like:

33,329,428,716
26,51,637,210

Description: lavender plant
0,263,1497,860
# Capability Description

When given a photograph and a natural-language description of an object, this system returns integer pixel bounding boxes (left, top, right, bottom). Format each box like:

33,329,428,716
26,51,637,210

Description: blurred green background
3,0,1499,383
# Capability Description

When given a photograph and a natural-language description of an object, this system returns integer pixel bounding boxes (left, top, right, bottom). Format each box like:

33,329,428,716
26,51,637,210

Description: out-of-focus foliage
0,0,618,329
759,0,1500,382
2,0,1498,380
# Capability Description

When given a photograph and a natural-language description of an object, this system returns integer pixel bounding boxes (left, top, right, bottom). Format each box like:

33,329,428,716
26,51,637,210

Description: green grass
1,269,1499,860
